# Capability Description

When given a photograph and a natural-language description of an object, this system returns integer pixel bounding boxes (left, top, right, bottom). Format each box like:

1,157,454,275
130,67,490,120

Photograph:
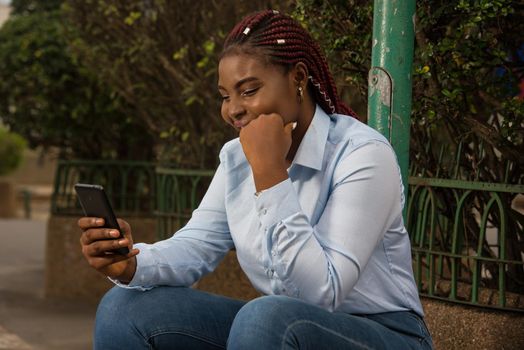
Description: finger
284,122,296,135
256,113,282,125
238,126,246,143
85,237,131,256
81,228,120,245
116,219,134,244
117,219,131,236
87,249,140,270
78,217,105,230
268,113,285,126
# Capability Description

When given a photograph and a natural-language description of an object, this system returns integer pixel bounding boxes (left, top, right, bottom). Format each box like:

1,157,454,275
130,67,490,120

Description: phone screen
74,183,130,255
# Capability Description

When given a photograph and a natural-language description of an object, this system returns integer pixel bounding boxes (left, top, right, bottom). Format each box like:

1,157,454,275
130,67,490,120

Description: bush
294,0,523,181
0,127,26,176
0,0,155,160
64,0,292,167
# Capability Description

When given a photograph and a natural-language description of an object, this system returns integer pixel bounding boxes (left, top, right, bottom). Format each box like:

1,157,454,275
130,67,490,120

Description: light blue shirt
123,105,423,316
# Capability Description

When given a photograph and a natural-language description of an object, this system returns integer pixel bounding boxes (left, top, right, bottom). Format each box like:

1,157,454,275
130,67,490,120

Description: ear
291,62,309,88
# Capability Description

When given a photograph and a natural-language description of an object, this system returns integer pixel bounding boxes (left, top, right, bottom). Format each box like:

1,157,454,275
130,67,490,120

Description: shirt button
262,208,268,215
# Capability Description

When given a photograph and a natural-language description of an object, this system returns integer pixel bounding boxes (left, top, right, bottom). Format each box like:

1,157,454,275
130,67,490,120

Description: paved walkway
0,219,96,350
0,325,32,349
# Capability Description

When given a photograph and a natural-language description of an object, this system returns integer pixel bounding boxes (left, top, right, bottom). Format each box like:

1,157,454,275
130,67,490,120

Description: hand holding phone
75,183,129,255
75,184,139,281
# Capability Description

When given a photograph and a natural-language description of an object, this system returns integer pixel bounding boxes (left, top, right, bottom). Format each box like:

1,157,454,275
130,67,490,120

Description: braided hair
222,9,357,118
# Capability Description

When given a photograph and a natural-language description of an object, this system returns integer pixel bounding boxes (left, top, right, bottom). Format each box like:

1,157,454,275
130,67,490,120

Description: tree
0,0,155,159
64,0,291,167
10,0,64,15
295,0,523,177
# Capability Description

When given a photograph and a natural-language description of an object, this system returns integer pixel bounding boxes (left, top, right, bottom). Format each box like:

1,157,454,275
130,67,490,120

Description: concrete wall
2,148,57,186
46,215,524,349
0,181,16,217
0,147,57,219
45,216,158,302
0,4,10,26
45,215,259,303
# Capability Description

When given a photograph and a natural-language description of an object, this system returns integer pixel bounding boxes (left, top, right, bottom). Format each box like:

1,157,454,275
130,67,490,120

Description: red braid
222,10,357,118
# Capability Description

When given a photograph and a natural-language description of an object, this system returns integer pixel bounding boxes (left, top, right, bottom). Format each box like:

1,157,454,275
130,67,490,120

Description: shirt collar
292,105,331,171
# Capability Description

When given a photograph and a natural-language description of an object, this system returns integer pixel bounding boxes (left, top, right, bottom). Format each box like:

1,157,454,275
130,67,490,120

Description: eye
241,87,259,97
220,94,230,101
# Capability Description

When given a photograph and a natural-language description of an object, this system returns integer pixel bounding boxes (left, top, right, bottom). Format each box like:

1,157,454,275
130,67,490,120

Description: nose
227,99,246,120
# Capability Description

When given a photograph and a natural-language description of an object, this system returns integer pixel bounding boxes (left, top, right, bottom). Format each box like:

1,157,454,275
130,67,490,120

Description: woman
78,9,433,349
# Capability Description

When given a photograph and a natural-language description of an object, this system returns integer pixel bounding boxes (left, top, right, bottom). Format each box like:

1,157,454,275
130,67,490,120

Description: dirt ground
422,298,524,350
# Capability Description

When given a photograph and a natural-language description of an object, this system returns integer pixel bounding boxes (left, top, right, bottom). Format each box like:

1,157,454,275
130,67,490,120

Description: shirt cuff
254,178,302,229
108,242,155,291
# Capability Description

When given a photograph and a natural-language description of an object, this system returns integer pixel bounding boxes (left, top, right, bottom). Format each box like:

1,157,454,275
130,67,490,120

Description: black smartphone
74,183,130,255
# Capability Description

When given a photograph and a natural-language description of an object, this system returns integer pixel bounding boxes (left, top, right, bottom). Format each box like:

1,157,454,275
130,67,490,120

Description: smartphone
74,183,130,255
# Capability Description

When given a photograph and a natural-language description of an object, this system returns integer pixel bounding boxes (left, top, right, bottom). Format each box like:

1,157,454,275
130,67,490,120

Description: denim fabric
95,286,433,350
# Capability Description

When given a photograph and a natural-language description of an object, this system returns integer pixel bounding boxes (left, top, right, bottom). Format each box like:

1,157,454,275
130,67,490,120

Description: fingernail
118,239,126,245
110,230,120,238
95,219,103,225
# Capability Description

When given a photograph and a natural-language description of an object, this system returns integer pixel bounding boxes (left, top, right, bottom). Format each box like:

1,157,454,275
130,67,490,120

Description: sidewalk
0,218,96,350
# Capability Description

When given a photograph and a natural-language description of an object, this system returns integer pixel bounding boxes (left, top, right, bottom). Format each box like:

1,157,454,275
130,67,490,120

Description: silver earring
297,86,304,103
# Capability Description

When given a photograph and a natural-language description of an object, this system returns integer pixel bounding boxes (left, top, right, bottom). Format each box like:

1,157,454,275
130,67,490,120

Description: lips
233,118,252,129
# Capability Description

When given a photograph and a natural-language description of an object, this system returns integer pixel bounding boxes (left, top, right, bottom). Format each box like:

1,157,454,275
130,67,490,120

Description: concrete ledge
45,215,524,349
195,250,260,301
0,181,16,218
45,215,260,303
45,215,158,303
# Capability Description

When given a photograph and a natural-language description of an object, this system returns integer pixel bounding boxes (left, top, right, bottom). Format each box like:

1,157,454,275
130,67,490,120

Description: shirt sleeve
255,142,402,311
117,161,233,289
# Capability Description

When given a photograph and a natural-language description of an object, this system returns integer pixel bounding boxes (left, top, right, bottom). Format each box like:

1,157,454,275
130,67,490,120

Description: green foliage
0,126,26,176
0,3,155,160
10,0,64,15
294,0,373,116
294,0,524,184
64,0,292,168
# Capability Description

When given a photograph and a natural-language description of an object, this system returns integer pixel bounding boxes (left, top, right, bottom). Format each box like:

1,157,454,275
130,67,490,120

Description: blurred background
0,0,523,349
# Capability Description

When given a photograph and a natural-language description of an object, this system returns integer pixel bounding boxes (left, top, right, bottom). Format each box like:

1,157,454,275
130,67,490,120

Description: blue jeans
95,286,433,349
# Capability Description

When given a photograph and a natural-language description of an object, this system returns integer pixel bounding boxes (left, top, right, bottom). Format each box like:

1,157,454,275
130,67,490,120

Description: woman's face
218,53,299,131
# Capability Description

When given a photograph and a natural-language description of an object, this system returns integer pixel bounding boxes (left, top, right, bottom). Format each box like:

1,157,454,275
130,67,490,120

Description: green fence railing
51,160,524,311
49,160,214,239
155,167,214,240
407,176,524,312
51,160,156,216
407,137,524,312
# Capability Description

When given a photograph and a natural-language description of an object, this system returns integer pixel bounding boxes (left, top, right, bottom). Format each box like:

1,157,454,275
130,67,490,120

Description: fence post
368,0,416,218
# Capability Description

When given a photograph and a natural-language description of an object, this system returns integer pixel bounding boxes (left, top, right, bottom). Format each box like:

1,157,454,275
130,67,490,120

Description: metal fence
50,160,523,311
51,160,156,216
155,167,214,240
407,177,524,312
407,139,524,312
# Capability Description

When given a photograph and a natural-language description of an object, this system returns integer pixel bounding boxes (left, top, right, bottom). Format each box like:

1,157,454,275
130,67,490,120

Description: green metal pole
368,0,416,218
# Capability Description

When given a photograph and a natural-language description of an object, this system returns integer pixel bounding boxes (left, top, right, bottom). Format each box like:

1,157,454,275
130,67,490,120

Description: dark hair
222,9,357,118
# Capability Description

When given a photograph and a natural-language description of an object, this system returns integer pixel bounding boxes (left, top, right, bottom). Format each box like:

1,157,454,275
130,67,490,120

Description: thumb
284,121,296,135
